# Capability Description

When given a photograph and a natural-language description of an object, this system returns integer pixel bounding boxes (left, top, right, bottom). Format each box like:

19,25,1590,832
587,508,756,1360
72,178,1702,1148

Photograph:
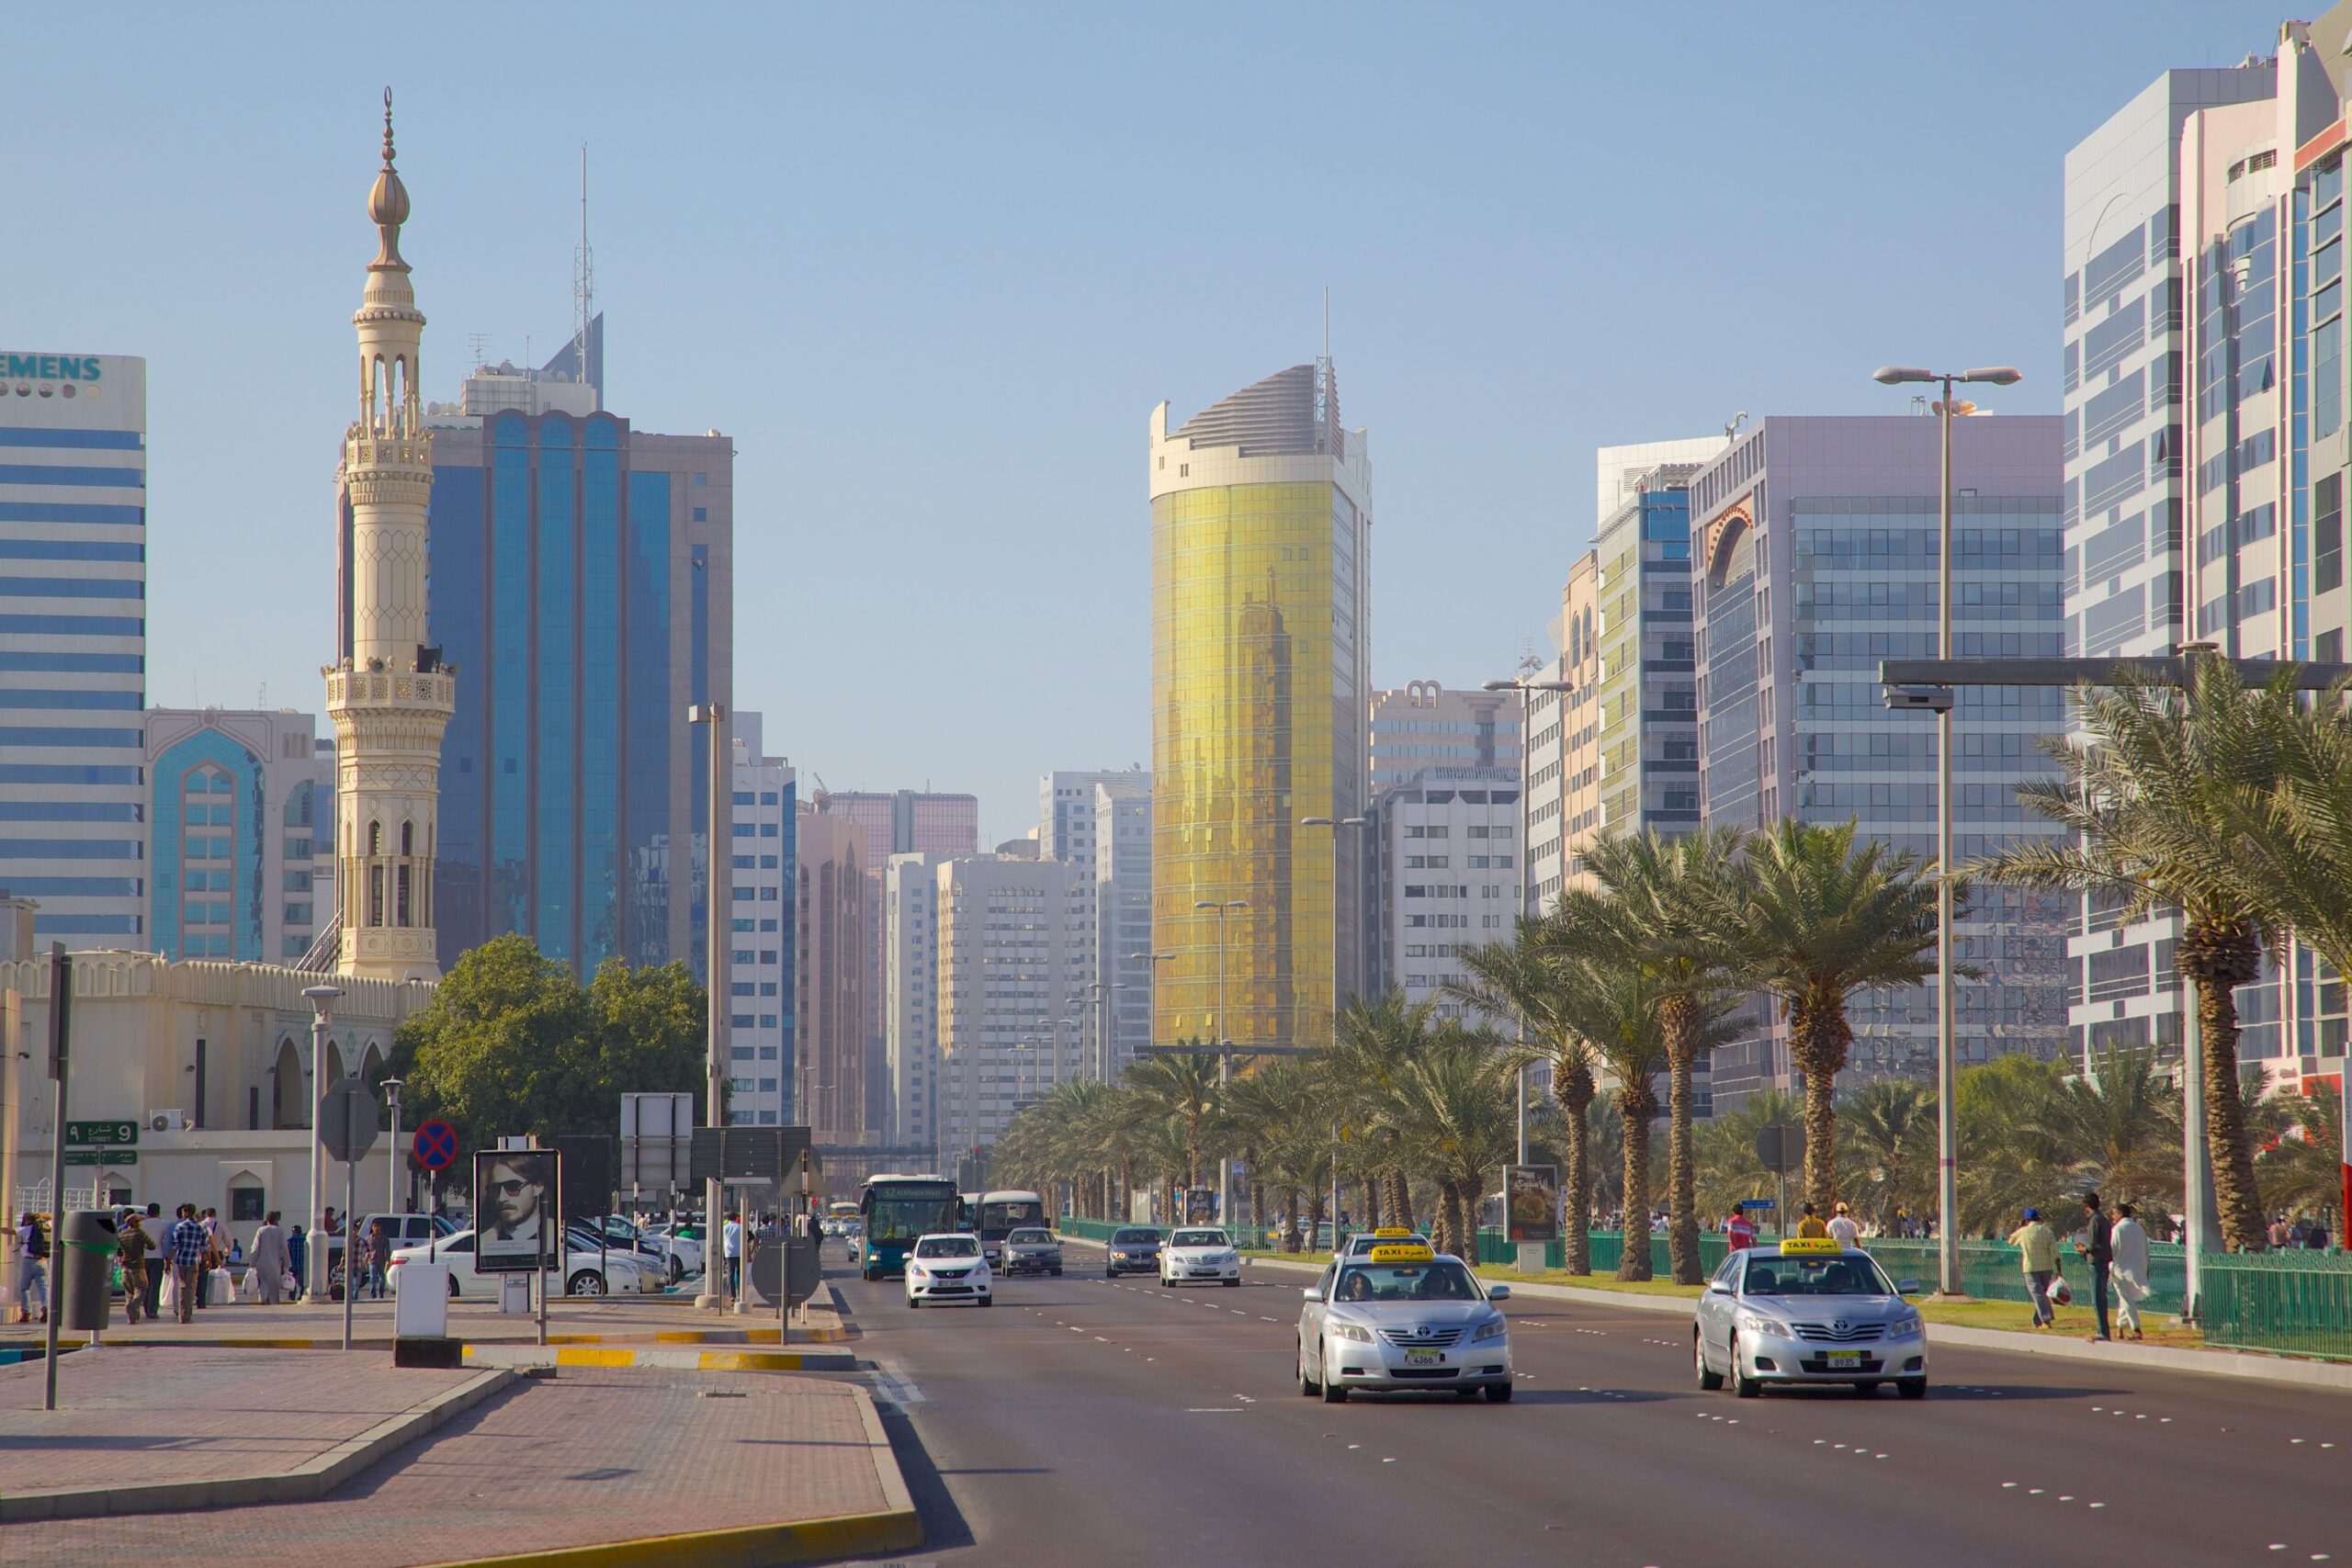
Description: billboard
473,1148,560,1273
1504,1164,1558,1245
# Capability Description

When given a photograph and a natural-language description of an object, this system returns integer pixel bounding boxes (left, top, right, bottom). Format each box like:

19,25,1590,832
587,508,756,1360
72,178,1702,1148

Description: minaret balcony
344,435,435,469
326,666,457,714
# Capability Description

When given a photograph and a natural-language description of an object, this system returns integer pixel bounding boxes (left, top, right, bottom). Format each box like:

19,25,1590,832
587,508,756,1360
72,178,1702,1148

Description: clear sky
7,2,2292,842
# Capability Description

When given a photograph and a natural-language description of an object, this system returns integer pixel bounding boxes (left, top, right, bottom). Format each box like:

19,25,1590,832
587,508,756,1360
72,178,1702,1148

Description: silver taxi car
1693,1239,1927,1399
1295,1241,1513,1403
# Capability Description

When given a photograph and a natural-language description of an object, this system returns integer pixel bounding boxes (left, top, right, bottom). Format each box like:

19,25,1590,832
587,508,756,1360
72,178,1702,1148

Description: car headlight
908,1266,928,1280
1889,1312,1923,1336
1474,1317,1508,1343
1329,1321,1374,1343
1737,1311,1792,1338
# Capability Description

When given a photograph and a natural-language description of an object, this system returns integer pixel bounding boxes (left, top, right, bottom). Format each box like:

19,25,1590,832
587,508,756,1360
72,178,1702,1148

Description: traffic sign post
1755,1122,1804,1239
65,1120,138,1147
317,1077,377,1349
412,1119,458,1262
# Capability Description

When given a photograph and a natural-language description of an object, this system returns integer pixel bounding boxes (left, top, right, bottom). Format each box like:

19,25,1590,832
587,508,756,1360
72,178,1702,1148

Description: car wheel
1898,1376,1928,1400
1051,1268,1062,1277
906,1293,919,1309
668,1258,684,1285
568,1270,604,1297
979,1293,993,1308
1320,1374,1348,1404
1694,1331,1724,1391
1484,1382,1514,1403
1223,1278,1240,1288
1730,1335,1761,1399
1298,1340,1319,1396
447,1276,460,1299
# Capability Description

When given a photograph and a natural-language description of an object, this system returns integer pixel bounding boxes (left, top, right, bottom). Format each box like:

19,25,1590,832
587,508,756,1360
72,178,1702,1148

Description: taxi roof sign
1777,1236,1845,1255
1366,1243,1436,1263
1372,1226,1413,1237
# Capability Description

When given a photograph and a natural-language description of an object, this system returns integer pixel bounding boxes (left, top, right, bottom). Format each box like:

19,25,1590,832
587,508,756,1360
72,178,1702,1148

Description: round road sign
413,1118,459,1172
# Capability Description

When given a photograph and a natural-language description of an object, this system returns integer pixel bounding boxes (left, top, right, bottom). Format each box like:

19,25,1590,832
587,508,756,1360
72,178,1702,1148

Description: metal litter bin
59,1210,118,1332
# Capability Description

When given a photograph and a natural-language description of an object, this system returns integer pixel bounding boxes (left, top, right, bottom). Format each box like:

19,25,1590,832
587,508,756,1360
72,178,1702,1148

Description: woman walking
12,1213,48,1325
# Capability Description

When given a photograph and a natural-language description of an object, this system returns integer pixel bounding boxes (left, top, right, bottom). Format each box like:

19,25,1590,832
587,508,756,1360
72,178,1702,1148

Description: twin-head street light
1870,361,2021,1300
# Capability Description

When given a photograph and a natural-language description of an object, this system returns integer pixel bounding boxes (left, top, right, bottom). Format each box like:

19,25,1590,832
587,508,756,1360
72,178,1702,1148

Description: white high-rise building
1368,765,1521,1016
0,351,146,950
729,711,795,1127
1039,768,1149,1078
936,852,1090,1158
885,849,957,1156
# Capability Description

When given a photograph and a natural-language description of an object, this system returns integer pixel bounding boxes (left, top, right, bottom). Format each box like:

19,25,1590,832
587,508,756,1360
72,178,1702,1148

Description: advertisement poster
1504,1164,1558,1244
474,1148,560,1273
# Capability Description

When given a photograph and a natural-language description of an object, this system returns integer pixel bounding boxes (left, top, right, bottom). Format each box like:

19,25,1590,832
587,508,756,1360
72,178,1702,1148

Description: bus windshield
975,1193,1046,1241
861,1180,961,1247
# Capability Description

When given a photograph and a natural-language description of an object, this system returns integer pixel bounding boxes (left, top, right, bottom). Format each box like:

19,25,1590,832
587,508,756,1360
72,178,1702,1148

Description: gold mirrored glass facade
1148,364,1371,1053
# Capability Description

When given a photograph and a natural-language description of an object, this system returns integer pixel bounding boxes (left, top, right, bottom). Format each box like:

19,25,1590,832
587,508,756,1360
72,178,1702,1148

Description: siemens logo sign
4,355,103,381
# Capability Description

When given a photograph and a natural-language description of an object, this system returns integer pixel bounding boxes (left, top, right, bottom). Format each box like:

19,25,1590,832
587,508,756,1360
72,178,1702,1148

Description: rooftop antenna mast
573,143,595,408
1315,285,1334,454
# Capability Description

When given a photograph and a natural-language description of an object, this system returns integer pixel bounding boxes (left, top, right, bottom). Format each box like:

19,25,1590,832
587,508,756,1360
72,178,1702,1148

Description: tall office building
2064,22,2352,1080
1039,768,1148,1077
1368,764,1521,1016
1366,684,1521,794
143,708,335,964
0,351,147,949
796,809,867,1143
1593,464,1704,843
413,362,732,978
935,852,1091,1157
727,712,796,1127
1551,551,1602,897
885,849,958,1153
1148,361,1372,1049
1687,415,2073,1109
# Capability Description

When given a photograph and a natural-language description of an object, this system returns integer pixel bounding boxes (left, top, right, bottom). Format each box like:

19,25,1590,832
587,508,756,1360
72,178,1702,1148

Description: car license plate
1826,1350,1861,1370
1407,1349,1442,1367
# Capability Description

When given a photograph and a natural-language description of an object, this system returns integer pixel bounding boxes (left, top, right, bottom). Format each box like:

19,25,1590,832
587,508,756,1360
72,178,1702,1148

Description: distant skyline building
1368,764,1521,1018
728,710,795,1127
0,351,147,949
143,708,335,964
1688,414,2073,1109
1593,463,1704,845
885,849,957,1153
1039,768,1147,1077
935,852,1090,1157
1547,551,1601,899
795,808,868,1144
1148,360,1372,1049
1366,683,1520,795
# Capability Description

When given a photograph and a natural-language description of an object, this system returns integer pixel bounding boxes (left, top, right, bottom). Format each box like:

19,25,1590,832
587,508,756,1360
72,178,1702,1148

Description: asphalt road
835,1251,2349,1568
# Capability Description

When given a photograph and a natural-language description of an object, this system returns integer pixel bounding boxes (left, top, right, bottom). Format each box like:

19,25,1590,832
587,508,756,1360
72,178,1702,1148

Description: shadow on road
872,1396,976,1553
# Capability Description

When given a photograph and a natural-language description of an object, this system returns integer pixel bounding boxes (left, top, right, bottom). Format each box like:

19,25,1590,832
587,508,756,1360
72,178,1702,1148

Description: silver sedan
1693,1242,1928,1398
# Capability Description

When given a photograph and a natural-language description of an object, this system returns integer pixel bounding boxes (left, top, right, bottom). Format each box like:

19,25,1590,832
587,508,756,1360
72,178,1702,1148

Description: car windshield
915,1236,979,1258
1743,1256,1894,1296
1170,1230,1228,1248
1332,1261,1480,1303
1113,1230,1159,1246
1008,1229,1052,1244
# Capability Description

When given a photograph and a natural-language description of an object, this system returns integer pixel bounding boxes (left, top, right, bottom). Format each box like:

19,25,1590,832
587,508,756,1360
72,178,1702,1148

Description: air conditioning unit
148,1110,190,1133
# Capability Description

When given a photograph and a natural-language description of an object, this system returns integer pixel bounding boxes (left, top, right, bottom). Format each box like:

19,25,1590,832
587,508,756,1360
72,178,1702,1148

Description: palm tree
1565,827,1748,1282
2253,1089,2345,1236
1836,1078,1936,1235
1444,917,1600,1273
1692,1088,1804,1228
1329,992,1445,1231
1976,654,2293,1252
1388,1037,1518,1262
2033,1046,2184,1209
1734,818,1941,1212
1532,945,1672,1280
1125,1048,1224,1193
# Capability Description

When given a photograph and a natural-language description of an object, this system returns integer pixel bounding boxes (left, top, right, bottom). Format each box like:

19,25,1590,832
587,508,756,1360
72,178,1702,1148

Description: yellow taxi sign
1372,1227,1413,1237
1778,1236,1845,1255
1367,1243,1436,1263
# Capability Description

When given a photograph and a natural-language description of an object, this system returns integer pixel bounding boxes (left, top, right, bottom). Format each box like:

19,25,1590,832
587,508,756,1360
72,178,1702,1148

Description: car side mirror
1485,1283,1510,1302
1896,1279,1921,1296
1707,1280,1735,1295
1303,1285,1325,1303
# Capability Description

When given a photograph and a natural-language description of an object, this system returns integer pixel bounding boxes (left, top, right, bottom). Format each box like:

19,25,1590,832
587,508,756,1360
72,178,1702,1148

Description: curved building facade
1148,363,1371,1052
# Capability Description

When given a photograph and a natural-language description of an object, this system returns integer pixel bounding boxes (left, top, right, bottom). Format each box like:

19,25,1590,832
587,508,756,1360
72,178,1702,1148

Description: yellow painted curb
430,1506,922,1568
458,1346,827,1371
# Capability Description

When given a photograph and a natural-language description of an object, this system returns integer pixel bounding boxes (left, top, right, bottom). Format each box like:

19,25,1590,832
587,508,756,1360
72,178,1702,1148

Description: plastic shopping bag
2046,1275,2074,1306
159,1269,179,1314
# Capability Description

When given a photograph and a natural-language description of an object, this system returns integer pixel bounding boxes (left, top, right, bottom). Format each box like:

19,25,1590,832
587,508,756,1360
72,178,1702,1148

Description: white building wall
728,713,794,1127
936,854,1090,1158
885,850,956,1156
1371,765,1521,1021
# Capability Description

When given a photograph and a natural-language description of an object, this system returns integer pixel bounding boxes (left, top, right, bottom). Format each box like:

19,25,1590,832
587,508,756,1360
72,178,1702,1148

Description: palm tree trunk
2183,921,2267,1251
1661,996,1702,1284
1384,1170,1411,1233
1618,1094,1656,1282
1792,991,1852,1213
1279,1187,1301,1252
1556,1059,1595,1276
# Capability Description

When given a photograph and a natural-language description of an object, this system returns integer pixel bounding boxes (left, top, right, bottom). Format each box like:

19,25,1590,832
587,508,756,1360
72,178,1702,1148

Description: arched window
271,1038,305,1130
400,821,413,856
284,779,314,828
368,820,382,856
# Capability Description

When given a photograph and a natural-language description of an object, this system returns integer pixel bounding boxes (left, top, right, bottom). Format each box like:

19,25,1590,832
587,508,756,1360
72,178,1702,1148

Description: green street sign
65,1120,138,1146
62,1149,137,1166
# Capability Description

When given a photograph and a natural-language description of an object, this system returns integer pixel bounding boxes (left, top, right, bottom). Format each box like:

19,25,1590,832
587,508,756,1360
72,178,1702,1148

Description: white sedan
387,1229,661,1298
1159,1227,1241,1287
904,1233,992,1308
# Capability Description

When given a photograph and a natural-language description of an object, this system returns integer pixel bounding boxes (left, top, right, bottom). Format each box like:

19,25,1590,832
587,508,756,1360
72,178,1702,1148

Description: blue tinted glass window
625,471,672,968
537,427,577,961
581,437,620,969
491,442,530,938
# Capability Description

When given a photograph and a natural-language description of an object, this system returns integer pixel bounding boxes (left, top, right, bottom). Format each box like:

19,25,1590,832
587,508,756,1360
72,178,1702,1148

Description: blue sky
7,2,2292,840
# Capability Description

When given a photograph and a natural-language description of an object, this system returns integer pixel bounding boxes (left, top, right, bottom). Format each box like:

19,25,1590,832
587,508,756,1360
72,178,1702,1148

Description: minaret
326,90,453,982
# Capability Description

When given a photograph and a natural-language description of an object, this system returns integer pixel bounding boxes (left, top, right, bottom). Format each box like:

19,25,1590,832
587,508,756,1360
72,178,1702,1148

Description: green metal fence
2200,1252,2352,1360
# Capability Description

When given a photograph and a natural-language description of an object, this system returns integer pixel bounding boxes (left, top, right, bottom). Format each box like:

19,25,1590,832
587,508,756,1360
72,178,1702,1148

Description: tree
1565,828,1747,1282
1124,1049,1224,1193
1387,1036,1517,1263
1977,654,2293,1251
1835,1078,1936,1235
2253,1089,2345,1236
1734,818,1941,1212
387,934,707,1190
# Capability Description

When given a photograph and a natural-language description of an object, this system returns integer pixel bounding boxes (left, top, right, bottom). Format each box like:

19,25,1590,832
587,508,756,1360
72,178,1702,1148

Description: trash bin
60,1210,119,1333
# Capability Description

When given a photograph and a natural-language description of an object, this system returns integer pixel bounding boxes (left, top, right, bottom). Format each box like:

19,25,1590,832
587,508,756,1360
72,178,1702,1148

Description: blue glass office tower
391,407,733,976
0,354,146,948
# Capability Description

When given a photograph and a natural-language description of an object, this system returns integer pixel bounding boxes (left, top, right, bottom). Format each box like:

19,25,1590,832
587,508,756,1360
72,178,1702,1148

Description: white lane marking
1260,1316,1280,1323
1186,1407,1246,1413
868,1362,927,1406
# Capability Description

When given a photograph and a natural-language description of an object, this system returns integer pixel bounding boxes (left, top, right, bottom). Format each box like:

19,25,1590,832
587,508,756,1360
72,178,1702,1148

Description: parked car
387,1229,660,1298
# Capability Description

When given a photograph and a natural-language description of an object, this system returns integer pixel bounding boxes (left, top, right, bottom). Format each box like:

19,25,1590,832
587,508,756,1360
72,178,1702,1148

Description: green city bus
858,1174,965,1280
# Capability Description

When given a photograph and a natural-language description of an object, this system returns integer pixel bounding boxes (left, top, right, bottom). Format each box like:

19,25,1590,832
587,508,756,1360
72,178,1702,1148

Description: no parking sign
413,1118,459,1172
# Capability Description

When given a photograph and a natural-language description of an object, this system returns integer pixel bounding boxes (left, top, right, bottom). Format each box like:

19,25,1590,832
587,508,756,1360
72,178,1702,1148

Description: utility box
394,1262,450,1337
59,1209,117,1333
500,1272,531,1314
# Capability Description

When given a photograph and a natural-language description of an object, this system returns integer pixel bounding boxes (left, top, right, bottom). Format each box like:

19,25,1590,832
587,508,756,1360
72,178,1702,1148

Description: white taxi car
1295,1240,1513,1403
1159,1226,1241,1287
904,1232,993,1308
1693,1237,1928,1398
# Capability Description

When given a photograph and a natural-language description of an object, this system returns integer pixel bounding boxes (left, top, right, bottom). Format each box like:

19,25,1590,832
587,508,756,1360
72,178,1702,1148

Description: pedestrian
1795,1201,1830,1240
1827,1201,1861,1249
2308,1217,2333,1250
116,1206,153,1324
249,1211,290,1305
288,1224,308,1300
366,1221,391,1300
165,1204,207,1325
2110,1201,2150,1342
1725,1204,1758,1252
137,1203,165,1319
12,1212,48,1325
723,1211,743,1296
2007,1207,2060,1327
2077,1191,2114,1342
197,1207,224,1308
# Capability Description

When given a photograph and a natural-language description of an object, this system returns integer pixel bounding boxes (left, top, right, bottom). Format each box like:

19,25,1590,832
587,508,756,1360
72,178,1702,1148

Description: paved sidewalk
15,1368,917,1567
0,1348,490,1504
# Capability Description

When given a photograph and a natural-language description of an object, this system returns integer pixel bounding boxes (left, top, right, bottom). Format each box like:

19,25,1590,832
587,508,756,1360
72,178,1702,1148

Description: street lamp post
1193,899,1248,1233
687,701,729,1310
1871,363,2021,1298
1299,816,1372,1010
381,1077,404,1214
301,984,344,1302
